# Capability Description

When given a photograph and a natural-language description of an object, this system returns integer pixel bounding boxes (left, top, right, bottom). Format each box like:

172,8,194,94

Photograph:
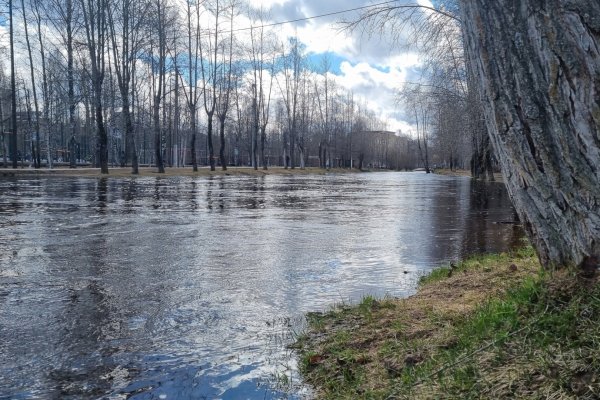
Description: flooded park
0,172,523,399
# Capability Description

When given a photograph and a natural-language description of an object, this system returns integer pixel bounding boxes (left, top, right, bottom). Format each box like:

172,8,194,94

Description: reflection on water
0,172,523,399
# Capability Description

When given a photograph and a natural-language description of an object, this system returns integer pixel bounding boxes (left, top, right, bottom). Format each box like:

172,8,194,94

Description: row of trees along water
0,0,491,176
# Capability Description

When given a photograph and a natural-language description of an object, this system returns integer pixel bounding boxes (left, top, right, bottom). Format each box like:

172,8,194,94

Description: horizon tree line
0,0,478,174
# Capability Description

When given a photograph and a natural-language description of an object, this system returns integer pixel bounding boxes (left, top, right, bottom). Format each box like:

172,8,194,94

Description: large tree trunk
468,89,495,181
460,0,600,270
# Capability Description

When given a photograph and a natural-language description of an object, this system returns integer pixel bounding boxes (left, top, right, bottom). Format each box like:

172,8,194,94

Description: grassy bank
0,166,359,178
434,168,505,181
294,247,600,399
433,168,472,177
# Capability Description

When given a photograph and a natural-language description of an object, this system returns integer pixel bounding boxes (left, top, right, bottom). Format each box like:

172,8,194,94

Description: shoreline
0,166,366,179
293,247,599,398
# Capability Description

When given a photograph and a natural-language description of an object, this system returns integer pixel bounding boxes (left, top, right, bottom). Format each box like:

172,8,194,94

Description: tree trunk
20,0,41,169
66,0,76,169
9,0,17,169
219,115,227,171
252,94,258,170
190,113,197,171
95,90,109,174
153,95,164,173
0,101,6,167
207,114,215,171
260,125,267,170
123,98,138,174
460,0,600,270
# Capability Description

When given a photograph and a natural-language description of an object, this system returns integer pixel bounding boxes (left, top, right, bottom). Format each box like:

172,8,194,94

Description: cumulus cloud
330,58,421,133
250,0,427,132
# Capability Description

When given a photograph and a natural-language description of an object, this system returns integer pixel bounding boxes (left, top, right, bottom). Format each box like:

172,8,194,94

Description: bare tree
247,6,275,170
20,0,41,168
9,0,18,168
107,0,146,174
80,0,109,173
31,0,53,168
181,0,202,171
149,0,171,173
276,37,303,169
200,0,222,171
215,0,236,171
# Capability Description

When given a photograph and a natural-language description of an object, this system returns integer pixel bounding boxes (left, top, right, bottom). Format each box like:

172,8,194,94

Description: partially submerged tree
80,0,109,173
181,0,202,172
107,0,145,174
460,1,600,270
200,0,223,172
215,0,236,171
247,6,275,170
9,0,18,168
20,0,41,168
276,37,303,169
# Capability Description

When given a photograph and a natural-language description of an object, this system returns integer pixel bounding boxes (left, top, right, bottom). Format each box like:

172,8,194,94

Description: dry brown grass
435,168,504,181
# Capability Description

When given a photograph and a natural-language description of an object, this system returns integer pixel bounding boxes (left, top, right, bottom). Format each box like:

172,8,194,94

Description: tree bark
219,115,227,171
460,0,600,269
207,114,215,171
20,0,41,168
190,114,197,171
81,0,109,174
66,0,76,169
9,0,17,169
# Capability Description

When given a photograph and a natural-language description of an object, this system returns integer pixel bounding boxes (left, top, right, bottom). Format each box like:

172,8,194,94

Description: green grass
295,247,600,399
397,273,600,399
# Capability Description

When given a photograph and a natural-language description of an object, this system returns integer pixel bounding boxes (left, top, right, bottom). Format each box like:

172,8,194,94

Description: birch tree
277,38,303,169
215,0,236,171
248,7,275,170
181,0,202,171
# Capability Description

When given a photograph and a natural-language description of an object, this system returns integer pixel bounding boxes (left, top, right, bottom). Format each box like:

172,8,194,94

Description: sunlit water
0,172,523,399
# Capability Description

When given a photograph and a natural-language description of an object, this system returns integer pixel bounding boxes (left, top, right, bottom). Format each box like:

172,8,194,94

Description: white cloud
253,0,428,132
329,55,421,132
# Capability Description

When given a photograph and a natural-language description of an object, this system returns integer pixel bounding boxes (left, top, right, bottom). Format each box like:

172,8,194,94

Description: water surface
0,172,523,399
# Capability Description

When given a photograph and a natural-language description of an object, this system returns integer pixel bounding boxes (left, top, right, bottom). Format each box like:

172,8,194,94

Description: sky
0,0,432,134
245,0,430,134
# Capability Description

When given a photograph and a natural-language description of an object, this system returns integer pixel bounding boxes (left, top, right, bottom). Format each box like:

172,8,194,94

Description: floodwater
0,172,523,399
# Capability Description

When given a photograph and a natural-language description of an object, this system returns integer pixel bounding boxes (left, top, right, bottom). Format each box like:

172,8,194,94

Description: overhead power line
227,0,400,33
